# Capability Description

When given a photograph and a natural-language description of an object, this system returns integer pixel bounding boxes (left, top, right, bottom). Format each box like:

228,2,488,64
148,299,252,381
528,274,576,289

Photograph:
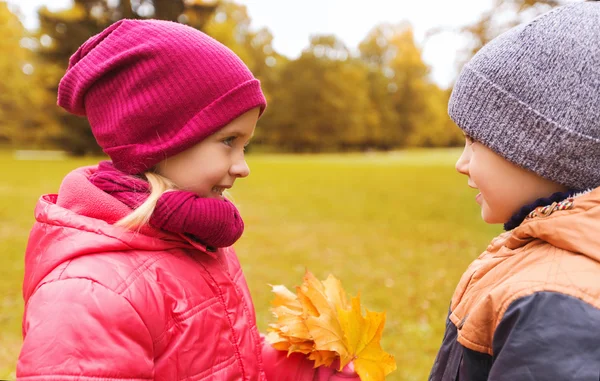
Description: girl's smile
155,108,260,199
211,185,232,199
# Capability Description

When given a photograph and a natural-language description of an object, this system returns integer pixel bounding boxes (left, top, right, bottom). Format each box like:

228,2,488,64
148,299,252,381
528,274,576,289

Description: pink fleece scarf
89,161,244,249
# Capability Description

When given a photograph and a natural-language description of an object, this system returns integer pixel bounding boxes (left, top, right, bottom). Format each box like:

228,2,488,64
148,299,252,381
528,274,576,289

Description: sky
6,0,497,87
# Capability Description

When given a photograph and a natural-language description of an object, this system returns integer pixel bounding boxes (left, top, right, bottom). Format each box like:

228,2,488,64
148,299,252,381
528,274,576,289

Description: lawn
0,149,499,380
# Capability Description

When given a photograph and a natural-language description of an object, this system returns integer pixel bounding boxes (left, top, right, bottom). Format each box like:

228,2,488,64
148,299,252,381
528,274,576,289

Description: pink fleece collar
55,165,218,257
57,165,130,225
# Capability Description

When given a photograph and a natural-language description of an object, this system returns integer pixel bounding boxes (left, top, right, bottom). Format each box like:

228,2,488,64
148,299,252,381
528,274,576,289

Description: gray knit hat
449,1,600,190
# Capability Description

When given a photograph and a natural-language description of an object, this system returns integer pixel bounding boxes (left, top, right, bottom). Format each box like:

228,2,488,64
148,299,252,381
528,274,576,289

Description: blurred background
0,0,573,379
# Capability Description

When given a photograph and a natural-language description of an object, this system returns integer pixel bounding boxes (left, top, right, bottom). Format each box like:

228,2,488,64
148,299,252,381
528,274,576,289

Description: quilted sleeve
17,278,154,380
489,291,600,380
261,336,317,381
261,336,359,381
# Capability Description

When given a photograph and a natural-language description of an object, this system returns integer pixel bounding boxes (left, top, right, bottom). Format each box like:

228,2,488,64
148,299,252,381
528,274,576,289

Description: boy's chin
480,207,507,225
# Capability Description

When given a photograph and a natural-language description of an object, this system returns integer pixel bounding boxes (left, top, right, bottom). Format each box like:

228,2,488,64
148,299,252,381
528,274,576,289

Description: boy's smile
456,135,568,225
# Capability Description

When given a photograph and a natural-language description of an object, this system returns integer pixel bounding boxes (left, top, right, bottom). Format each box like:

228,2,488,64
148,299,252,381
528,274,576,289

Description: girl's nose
230,157,250,178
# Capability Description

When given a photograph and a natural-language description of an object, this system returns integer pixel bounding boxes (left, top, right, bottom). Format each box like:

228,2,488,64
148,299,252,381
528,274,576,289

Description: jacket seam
458,287,600,356
194,259,248,381
180,355,238,381
441,333,459,380
494,287,600,333
17,377,152,381
456,333,491,355
428,316,453,378
35,220,138,251
224,268,265,374
153,297,220,345
57,260,73,280
113,252,170,294
233,267,243,283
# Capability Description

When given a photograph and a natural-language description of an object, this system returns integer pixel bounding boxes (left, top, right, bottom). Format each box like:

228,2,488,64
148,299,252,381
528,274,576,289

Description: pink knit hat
58,19,267,174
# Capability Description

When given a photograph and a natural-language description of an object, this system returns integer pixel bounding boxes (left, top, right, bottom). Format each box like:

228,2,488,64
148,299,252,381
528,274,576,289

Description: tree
405,86,463,147
359,23,455,148
0,3,27,145
0,3,60,148
266,35,378,152
202,1,282,147
358,25,400,149
458,0,565,67
387,26,432,146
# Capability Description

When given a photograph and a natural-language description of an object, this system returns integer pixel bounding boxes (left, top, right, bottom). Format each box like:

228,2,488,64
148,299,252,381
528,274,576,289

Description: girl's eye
465,135,475,145
223,136,236,147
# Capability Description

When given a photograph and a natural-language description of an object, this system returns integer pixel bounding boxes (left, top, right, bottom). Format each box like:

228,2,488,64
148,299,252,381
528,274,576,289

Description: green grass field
0,149,499,380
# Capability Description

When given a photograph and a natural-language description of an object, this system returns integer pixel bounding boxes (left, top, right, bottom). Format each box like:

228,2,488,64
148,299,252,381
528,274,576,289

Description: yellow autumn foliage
267,271,396,381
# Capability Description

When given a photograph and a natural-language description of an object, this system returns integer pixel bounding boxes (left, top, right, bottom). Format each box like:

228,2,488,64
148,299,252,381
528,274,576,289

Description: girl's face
155,107,260,199
455,135,568,224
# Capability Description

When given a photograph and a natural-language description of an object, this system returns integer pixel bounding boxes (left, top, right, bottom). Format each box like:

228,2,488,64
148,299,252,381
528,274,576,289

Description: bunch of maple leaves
267,271,397,381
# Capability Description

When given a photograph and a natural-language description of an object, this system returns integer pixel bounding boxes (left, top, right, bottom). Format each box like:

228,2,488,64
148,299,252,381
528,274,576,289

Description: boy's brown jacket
430,188,600,381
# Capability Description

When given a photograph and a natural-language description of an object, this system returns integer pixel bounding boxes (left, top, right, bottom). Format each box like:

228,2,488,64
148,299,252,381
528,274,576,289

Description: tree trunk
152,0,184,21
120,0,134,19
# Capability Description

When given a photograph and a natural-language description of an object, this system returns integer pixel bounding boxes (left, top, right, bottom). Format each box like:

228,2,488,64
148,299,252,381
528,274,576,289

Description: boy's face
455,135,568,225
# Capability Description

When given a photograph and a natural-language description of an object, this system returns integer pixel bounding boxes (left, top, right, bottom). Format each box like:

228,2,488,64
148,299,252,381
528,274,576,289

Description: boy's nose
455,147,470,175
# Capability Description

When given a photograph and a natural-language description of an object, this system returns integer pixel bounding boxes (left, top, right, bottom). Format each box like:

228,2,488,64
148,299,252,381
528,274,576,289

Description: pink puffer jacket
17,166,335,381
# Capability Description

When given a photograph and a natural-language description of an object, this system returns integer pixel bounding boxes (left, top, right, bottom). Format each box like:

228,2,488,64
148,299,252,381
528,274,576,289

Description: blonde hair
115,171,177,230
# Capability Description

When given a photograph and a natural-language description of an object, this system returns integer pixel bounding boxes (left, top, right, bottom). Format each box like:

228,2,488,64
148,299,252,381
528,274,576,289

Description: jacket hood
23,165,214,302
492,187,600,263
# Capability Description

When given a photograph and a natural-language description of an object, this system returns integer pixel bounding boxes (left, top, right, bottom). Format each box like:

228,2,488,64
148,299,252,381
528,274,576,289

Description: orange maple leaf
267,270,396,381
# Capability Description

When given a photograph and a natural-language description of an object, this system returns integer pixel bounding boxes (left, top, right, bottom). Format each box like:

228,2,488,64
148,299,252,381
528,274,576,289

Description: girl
17,19,358,381
429,1,600,380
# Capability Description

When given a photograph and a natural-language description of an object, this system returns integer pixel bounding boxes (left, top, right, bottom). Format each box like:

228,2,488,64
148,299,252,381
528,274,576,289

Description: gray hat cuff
449,66,600,191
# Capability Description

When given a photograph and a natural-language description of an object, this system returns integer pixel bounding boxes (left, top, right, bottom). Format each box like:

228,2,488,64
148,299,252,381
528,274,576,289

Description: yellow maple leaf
271,284,302,311
288,341,315,355
308,349,339,368
338,295,397,380
267,270,396,381
271,306,312,340
323,274,350,311
266,330,291,352
296,285,319,317
300,272,349,358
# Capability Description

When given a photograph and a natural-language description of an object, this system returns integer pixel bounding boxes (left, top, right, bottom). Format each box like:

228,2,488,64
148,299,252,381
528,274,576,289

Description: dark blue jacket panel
429,292,600,381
